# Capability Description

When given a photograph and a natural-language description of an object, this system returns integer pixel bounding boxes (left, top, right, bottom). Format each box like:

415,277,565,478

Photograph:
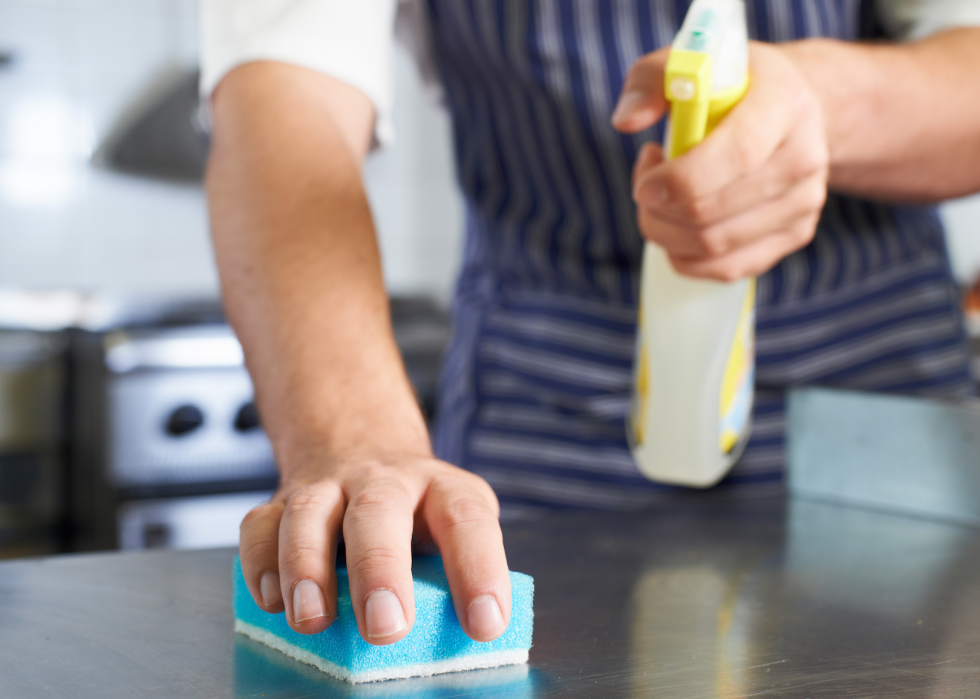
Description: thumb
611,47,671,133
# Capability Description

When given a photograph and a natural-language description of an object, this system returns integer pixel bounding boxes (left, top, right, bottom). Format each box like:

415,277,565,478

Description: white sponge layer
235,620,530,684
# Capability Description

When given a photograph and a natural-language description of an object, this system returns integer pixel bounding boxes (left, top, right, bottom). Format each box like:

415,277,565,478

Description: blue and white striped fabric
426,0,974,510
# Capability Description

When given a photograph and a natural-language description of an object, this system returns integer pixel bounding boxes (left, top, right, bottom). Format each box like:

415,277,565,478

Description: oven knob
165,405,204,436
234,401,261,432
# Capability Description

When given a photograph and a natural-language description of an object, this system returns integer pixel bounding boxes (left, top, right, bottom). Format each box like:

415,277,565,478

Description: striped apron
425,0,974,509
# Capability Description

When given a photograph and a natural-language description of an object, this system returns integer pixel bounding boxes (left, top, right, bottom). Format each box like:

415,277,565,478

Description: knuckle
466,471,499,501
241,502,278,530
684,196,718,226
662,168,695,203
802,192,826,214
345,481,412,523
436,497,497,532
240,537,277,564
807,143,830,174
794,218,819,245
667,254,692,277
636,209,660,243
760,177,783,201
802,183,827,212
791,144,830,180
345,546,405,581
625,52,666,90
789,181,825,217
279,544,326,573
695,227,727,256
731,127,765,173
455,472,502,517
714,266,742,283
286,489,326,514
351,479,410,508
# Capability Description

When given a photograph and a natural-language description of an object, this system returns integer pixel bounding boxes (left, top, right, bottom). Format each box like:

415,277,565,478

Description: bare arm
786,28,980,202
614,28,980,281
207,61,510,645
208,63,425,492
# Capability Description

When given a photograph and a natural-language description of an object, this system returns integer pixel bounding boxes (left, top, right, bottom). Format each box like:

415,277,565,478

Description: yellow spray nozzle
664,0,751,160
665,50,749,160
665,50,713,160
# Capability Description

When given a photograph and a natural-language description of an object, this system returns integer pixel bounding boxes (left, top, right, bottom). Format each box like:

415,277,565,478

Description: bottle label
629,299,650,447
719,279,755,454
631,327,650,447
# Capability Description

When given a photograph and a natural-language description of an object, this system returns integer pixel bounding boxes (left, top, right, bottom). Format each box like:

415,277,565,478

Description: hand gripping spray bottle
629,0,754,487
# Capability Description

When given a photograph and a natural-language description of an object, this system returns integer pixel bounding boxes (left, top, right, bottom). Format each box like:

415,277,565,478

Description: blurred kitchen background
0,0,461,558
1,0,979,559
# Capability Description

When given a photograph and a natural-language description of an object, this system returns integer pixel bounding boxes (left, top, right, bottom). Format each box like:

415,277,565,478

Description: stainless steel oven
69,297,449,552
105,324,278,550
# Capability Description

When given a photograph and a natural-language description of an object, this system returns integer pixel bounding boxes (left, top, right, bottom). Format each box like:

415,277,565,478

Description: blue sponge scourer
232,557,534,684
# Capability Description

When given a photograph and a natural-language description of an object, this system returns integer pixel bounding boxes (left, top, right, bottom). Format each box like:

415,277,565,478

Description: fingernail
365,589,407,638
260,570,282,608
612,91,649,125
468,596,504,641
292,579,327,623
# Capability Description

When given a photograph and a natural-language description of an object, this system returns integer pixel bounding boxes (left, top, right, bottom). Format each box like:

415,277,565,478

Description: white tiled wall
0,0,215,296
364,51,464,303
0,0,978,302
0,0,463,301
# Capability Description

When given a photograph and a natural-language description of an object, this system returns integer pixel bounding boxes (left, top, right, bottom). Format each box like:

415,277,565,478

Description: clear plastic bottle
629,0,755,487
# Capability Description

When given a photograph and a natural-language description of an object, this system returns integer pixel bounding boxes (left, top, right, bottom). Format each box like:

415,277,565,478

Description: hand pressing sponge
232,556,534,684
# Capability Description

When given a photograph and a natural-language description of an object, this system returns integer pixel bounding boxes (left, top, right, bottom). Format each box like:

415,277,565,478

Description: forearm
782,28,980,202
206,62,431,476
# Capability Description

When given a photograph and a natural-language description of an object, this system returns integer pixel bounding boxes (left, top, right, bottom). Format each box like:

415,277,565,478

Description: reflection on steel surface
5,499,980,697
234,634,541,698
631,565,760,698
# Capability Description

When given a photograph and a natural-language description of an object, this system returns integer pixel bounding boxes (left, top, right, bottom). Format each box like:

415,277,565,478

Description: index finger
611,47,671,133
634,43,812,205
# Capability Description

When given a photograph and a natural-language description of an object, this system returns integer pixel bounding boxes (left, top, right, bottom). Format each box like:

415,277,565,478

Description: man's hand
238,453,510,645
613,27,980,282
612,42,830,282
206,62,511,647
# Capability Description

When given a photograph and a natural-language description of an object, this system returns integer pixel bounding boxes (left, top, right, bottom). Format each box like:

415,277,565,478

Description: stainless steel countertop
3,496,980,698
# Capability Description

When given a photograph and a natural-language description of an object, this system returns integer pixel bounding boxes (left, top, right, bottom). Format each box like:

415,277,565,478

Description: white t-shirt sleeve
877,0,980,41
199,0,399,145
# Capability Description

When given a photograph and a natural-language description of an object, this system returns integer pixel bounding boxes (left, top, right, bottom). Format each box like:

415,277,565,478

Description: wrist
775,40,845,166
267,383,434,481
777,38,904,188
276,429,434,484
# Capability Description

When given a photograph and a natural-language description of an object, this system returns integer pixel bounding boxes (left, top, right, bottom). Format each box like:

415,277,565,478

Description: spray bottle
629,0,754,487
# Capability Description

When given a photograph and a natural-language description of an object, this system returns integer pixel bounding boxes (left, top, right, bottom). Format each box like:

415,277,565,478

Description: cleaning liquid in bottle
629,0,755,487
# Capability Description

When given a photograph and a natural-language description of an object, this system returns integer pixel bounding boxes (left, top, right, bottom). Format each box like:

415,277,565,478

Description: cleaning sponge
233,556,534,684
